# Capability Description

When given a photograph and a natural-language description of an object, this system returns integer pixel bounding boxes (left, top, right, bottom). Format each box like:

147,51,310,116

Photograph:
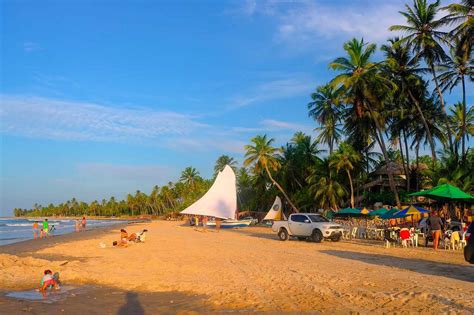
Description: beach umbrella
337,208,362,215
409,183,474,203
380,208,404,219
368,207,389,217
393,205,430,227
360,207,370,215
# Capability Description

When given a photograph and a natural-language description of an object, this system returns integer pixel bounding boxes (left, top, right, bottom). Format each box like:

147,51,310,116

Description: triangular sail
263,196,286,220
180,165,237,219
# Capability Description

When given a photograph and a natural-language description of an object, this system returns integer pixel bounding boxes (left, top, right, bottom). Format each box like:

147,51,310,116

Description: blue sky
0,0,471,215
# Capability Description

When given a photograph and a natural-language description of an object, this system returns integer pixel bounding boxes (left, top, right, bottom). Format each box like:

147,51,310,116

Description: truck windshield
308,215,329,223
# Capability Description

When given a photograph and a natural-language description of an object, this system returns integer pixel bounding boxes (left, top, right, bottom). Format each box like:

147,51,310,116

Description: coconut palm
382,37,437,163
450,102,474,152
437,41,474,160
308,84,343,154
180,167,201,191
329,38,401,207
244,135,299,212
442,0,473,52
330,143,360,208
390,0,454,154
213,155,238,177
307,158,346,210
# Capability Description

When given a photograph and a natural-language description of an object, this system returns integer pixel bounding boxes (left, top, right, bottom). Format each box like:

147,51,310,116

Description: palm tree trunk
403,128,411,192
264,165,299,213
398,132,409,191
430,64,454,155
346,169,355,208
407,89,437,163
367,105,401,207
329,137,334,155
462,75,466,162
416,142,420,191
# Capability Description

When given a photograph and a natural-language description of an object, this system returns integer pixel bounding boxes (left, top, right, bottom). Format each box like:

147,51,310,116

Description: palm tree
308,84,342,154
244,135,299,212
437,41,473,160
390,0,454,154
382,37,437,163
180,167,200,191
329,38,401,207
330,143,360,208
213,155,238,177
307,158,346,210
442,0,473,52
450,102,474,153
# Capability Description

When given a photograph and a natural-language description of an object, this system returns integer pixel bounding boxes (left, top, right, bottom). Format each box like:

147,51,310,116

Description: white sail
180,165,237,219
263,196,286,220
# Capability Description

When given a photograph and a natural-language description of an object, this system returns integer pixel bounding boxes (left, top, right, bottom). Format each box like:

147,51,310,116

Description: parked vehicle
464,222,474,264
271,213,343,243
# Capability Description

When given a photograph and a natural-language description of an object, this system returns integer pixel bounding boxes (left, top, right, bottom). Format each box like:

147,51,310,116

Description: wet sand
1,221,473,313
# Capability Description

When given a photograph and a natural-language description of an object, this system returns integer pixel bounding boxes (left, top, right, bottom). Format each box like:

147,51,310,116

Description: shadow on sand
117,292,145,315
320,250,474,283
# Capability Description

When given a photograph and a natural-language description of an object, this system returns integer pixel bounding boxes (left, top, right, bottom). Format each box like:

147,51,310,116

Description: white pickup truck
272,213,343,243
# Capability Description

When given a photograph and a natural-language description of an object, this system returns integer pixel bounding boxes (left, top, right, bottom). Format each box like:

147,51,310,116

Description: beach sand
1,221,473,313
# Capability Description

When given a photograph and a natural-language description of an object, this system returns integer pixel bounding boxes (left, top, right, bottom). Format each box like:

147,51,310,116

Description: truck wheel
312,229,323,243
278,229,289,241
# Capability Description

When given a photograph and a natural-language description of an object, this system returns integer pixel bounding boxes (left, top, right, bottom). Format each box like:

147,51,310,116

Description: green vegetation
14,0,473,218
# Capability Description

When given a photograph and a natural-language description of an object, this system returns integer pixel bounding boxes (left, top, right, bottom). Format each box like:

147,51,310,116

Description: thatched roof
371,162,405,176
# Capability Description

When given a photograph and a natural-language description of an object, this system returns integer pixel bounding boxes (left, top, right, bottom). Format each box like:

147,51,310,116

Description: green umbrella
368,207,389,217
409,183,474,203
337,208,363,215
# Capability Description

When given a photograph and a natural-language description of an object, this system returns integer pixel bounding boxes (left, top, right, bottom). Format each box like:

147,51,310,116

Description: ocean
0,217,125,246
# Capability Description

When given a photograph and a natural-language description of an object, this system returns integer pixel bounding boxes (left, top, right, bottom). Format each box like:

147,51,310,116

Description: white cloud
23,42,41,52
231,119,314,135
76,163,174,182
0,94,206,142
236,0,410,46
229,77,312,109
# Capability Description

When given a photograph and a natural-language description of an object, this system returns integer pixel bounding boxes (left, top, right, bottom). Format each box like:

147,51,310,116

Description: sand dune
1,221,473,313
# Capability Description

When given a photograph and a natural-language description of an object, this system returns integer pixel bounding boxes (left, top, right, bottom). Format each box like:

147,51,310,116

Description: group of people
32,217,87,239
189,215,222,232
75,217,87,232
113,228,148,247
32,219,56,239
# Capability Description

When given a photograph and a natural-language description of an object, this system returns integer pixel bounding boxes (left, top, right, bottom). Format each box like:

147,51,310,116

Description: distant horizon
1,0,471,216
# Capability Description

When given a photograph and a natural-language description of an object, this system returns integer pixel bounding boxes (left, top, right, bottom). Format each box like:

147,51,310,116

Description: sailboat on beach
180,165,251,228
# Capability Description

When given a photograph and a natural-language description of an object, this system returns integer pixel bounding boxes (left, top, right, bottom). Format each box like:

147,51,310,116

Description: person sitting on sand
128,232,137,242
116,229,129,246
39,269,60,293
136,229,148,242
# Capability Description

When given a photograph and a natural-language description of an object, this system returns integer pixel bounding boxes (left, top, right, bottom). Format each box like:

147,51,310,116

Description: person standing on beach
81,217,87,231
215,217,221,232
202,216,208,232
32,221,39,239
427,211,443,250
42,219,49,238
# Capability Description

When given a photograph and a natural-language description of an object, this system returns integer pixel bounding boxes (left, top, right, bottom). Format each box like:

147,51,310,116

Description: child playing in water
39,269,60,293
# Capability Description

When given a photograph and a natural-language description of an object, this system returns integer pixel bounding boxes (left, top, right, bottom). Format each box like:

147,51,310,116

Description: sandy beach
1,221,473,314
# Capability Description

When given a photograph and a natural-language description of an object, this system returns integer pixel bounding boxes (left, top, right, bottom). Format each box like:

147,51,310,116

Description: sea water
0,218,125,246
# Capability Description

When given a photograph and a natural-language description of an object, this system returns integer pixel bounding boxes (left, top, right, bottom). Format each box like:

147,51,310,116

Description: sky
0,0,471,215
